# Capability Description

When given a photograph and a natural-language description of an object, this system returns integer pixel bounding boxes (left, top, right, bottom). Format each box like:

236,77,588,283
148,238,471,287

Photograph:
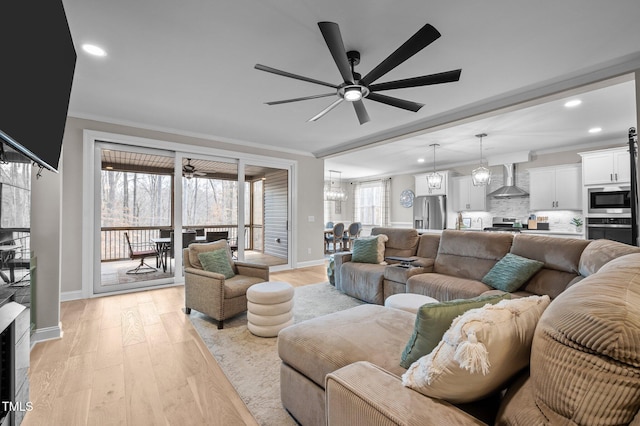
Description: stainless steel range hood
487,163,529,198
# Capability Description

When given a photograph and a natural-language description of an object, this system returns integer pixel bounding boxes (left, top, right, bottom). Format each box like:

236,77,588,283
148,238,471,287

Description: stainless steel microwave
588,187,631,214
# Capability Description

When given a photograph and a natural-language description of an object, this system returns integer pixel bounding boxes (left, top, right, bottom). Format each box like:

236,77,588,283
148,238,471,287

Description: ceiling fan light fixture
471,133,491,186
343,87,362,102
426,143,442,189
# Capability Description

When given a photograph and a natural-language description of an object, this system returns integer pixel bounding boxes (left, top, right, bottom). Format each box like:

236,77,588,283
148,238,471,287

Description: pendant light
471,133,491,186
426,143,443,189
324,170,348,201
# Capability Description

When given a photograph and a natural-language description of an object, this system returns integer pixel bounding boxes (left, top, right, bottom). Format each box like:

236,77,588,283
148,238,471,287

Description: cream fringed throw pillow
402,295,550,403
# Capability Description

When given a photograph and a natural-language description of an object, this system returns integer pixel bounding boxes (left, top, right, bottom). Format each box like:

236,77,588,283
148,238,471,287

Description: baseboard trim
295,259,327,269
60,290,84,302
31,323,62,345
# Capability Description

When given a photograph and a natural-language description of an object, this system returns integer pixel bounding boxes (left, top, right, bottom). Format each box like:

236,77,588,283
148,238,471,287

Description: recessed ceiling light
417,158,425,163
588,127,602,134
564,99,582,108
82,44,107,57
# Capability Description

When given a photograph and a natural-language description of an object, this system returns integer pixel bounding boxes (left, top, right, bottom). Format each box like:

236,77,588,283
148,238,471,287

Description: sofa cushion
510,234,589,298
198,248,235,279
406,273,495,301
372,227,419,258
402,295,550,404
339,262,386,304
481,253,544,292
415,234,441,259
434,230,513,281
400,293,511,369
578,238,640,277
520,253,640,425
351,235,388,264
188,240,233,270
278,304,415,389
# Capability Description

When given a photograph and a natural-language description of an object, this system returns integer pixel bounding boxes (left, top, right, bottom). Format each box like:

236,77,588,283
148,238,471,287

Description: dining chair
124,232,157,274
343,222,362,250
324,222,345,253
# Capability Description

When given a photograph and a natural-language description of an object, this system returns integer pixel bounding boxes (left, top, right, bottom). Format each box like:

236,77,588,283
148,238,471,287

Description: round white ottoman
384,293,438,314
246,281,295,337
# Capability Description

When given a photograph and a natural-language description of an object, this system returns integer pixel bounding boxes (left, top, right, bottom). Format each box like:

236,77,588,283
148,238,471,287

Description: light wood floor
23,264,328,426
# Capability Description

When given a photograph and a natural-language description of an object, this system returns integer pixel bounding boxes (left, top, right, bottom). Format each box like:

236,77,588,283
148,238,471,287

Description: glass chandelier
471,133,491,186
324,170,348,201
426,143,443,189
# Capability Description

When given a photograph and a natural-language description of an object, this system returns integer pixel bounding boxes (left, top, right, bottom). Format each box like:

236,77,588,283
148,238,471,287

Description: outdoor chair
124,232,157,274
183,240,269,329
324,222,345,253
206,231,229,242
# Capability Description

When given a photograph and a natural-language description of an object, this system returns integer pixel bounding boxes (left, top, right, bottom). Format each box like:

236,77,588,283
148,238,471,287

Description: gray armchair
183,241,269,329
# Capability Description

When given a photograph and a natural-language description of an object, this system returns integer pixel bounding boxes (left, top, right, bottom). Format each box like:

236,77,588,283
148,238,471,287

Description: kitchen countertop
416,228,584,238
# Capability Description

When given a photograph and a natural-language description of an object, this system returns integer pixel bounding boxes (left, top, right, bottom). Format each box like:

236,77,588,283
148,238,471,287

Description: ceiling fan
182,158,206,179
255,21,462,125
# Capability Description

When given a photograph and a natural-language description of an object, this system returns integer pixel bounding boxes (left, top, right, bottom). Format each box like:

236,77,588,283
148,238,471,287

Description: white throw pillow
402,295,550,403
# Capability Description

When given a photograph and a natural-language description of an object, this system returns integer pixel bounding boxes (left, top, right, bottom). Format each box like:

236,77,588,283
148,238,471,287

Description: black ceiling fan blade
265,93,336,105
366,93,424,112
308,98,344,122
352,100,370,125
318,22,354,84
369,69,462,92
360,23,441,86
255,64,338,89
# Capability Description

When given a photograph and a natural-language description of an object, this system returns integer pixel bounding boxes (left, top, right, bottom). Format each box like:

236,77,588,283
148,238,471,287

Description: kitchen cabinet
451,175,486,211
580,148,630,185
528,164,581,210
415,171,448,196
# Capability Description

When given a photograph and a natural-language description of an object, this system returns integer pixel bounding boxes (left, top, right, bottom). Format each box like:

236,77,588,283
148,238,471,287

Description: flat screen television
0,0,76,172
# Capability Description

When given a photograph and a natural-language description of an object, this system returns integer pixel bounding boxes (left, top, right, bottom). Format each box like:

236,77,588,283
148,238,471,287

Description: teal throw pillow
400,293,511,369
351,235,387,264
198,249,236,279
481,253,544,292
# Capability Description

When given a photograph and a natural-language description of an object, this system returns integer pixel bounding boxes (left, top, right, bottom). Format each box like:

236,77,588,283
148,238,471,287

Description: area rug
189,282,365,425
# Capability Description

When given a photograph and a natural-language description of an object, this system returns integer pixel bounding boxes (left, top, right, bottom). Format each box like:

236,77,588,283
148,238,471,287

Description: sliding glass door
94,143,176,294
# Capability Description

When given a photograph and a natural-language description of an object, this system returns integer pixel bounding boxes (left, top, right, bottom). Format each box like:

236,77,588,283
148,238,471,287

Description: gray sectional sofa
334,228,615,304
278,228,640,425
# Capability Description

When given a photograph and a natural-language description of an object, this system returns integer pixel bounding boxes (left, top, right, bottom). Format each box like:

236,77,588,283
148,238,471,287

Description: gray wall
31,160,61,334
30,116,324,335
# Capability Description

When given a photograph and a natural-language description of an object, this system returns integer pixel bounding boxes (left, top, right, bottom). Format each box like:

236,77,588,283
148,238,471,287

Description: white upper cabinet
580,148,630,185
528,164,582,211
414,171,448,196
452,175,486,211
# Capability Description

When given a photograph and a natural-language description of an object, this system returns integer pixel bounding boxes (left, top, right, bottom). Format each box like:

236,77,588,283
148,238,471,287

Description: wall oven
588,187,631,215
586,217,633,245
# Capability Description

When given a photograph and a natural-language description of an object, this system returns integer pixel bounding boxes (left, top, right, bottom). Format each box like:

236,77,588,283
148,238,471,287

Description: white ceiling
63,0,640,179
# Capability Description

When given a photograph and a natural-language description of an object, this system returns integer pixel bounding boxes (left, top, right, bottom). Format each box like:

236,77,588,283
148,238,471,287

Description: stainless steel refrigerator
413,195,447,230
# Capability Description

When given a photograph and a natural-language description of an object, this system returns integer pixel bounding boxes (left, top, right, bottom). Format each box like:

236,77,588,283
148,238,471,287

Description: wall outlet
307,248,312,254
308,215,315,222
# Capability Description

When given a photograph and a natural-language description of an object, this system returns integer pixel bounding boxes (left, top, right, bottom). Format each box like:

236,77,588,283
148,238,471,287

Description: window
101,170,172,227
353,179,390,226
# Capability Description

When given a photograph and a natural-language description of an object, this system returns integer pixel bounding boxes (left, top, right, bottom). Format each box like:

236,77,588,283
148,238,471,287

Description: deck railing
101,225,254,261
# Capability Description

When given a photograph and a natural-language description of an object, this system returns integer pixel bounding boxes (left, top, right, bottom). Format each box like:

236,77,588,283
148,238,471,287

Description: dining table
150,235,206,272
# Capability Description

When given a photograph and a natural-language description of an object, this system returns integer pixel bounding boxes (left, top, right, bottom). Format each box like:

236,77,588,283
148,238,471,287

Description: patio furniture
206,231,229,242
246,281,294,337
184,240,269,329
124,232,157,274
324,222,345,253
